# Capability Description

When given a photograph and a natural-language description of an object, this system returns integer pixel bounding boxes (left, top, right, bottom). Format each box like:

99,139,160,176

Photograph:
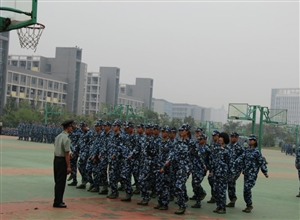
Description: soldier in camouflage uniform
137,123,155,206
106,119,125,199
17,120,23,140
226,132,245,208
166,124,191,215
207,130,220,204
97,121,113,195
168,127,177,201
76,122,94,189
211,132,230,214
191,134,211,208
120,121,136,201
131,123,145,195
68,121,82,186
86,121,103,192
150,124,162,198
232,134,269,213
154,126,171,210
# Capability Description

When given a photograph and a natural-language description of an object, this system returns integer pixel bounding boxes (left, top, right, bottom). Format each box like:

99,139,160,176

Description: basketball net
16,23,45,52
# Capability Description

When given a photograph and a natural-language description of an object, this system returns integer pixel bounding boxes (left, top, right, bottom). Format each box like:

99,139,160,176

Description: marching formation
15,120,62,143
65,119,269,215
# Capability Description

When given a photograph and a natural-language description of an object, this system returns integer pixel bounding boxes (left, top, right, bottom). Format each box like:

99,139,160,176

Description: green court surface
1,136,300,219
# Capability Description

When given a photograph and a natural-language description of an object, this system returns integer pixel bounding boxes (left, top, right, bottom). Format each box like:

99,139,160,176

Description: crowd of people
281,142,296,156
2,121,63,143
53,119,269,215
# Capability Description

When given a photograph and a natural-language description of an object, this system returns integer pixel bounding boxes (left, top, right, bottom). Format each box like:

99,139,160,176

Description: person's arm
65,152,71,174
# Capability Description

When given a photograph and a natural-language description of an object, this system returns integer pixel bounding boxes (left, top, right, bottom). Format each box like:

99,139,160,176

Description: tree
183,116,196,130
170,118,182,129
223,120,242,134
262,133,275,147
159,113,171,126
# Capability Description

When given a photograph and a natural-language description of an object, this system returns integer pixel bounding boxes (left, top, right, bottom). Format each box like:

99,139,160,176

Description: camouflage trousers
191,172,206,205
156,172,171,206
86,159,97,186
208,174,215,199
139,160,152,201
213,177,227,209
243,176,256,206
227,173,240,201
120,160,133,195
174,169,189,209
78,158,88,183
108,161,120,195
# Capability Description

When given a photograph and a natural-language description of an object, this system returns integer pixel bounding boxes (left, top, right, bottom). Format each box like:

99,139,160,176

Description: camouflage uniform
296,145,300,196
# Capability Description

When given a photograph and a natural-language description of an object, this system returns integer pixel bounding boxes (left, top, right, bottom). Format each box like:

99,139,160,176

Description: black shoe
159,206,168,210
242,205,253,213
213,207,220,213
68,182,77,186
67,175,74,181
296,194,300,197
154,204,162,209
133,189,140,195
189,195,196,200
76,184,86,189
99,190,108,195
87,185,94,191
226,202,235,207
150,192,157,198
137,200,148,206
216,208,226,214
174,207,186,215
53,203,67,208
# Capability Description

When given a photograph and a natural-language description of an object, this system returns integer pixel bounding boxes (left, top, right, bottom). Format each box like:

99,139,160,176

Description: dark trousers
54,157,67,205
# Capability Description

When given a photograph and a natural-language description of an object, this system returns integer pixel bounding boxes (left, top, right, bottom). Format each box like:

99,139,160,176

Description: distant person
295,144,300,197
53,120,73,208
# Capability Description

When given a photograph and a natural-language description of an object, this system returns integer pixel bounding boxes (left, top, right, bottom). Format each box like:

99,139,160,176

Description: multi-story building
118,78,153,109
0,32,9,115
271,88,300,124
6,65,68,109
83,67,120,115
5,47,87,114
152,98,227,123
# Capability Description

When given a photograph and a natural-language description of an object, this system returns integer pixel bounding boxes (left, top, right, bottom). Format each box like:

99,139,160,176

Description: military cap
126,122,134,128
230,131,239,137
61,120,74,127
103,121,111,126
153,124,161,130
178,126,184,131
248,134,257,141
145,123,153,129
198,134,207,140
181,124,190,131
161,125,170,132
137,123,145,128
219,132,230,144
94,121,102,127
81,121,87,127
113,119,122,127
170,127,177,133
195,127,204,132
212,130,220,136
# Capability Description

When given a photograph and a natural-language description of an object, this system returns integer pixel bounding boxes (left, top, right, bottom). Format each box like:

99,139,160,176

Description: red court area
1,198,225,220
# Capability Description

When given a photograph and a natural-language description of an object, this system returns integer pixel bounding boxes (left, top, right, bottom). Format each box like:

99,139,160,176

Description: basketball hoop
16,23,45,52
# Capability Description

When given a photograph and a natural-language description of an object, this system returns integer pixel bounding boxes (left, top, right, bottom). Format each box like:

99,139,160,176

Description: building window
48,81,53,88
20,61,26,68
54,82,58,89
120,87,125,93
32,77,36,84
21,75,26,83
12,60,18,66
63,84,67,91
13,73,19,81
45,64,51,73
38,79,43,86
33,61,39,67
27,61,31,70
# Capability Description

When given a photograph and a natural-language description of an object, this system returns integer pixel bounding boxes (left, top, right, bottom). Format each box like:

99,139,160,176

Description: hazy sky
8,0,299,109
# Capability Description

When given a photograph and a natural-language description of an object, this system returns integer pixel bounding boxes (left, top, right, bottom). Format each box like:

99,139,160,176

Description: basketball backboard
0,0,37,32
228,103,250,120
263,108,287,125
